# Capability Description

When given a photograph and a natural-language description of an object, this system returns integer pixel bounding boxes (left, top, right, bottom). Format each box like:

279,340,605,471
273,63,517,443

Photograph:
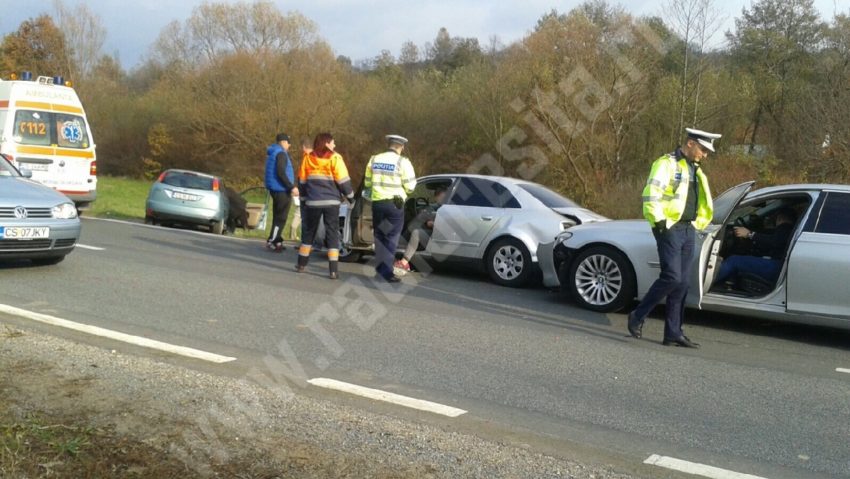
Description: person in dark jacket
265,133,298,251
713,207,797,286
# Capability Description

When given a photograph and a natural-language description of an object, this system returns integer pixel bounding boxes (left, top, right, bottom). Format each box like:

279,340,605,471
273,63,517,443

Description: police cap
386,134,408,146
685,128,721,152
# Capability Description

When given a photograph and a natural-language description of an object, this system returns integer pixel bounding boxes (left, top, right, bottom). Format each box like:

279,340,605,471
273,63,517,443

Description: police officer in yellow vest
364,135,417,282
627,128,720,348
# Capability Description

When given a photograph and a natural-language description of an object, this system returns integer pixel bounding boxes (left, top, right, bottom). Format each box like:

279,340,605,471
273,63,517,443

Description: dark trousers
267,191,291,244
715,255,781,285
632,222,695,339
301,205,340,250
372,200,404,279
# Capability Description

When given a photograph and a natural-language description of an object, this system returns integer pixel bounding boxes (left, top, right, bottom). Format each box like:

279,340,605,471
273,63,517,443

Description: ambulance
0,72,96,209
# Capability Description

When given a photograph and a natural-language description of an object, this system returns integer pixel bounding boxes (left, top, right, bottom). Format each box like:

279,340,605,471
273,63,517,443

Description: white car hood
551,206,609,224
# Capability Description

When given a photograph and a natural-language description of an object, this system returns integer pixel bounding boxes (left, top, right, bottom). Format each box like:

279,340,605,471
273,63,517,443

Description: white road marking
0,303,236,364
308,378,467,418
643,455,768,479
837,368,850,374
76,244,105,251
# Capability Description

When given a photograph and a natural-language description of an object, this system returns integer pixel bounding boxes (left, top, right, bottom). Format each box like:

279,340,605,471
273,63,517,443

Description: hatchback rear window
162,172,215,190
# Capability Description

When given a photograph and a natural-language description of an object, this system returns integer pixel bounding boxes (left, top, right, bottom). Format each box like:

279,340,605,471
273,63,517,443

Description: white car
343,174,607,287
538,181,850,329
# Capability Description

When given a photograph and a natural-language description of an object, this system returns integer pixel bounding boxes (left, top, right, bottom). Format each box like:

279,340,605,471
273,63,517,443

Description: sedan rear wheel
567,246,635,312
486,237,532,287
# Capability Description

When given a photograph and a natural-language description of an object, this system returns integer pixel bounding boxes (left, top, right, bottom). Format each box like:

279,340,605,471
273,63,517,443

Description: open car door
687,181,755,307
239,187,270,231
343,182,374,252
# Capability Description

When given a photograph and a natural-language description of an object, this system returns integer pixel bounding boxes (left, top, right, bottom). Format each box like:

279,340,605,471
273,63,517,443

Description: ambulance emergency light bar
6,71,72,87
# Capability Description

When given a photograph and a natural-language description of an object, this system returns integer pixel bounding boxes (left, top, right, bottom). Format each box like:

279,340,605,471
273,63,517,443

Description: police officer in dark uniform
627,128,721,348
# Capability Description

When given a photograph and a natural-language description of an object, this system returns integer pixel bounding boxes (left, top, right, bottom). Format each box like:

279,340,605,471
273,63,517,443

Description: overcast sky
1,0,845,70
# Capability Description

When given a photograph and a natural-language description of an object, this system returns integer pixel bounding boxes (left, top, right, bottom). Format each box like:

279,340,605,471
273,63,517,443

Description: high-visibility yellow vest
642,152,713,230
363,150,416,201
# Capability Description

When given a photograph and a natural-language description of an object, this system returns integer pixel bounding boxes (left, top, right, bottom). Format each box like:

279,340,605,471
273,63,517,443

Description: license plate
20,162,49,172
173,192,197,201
0,227,50,239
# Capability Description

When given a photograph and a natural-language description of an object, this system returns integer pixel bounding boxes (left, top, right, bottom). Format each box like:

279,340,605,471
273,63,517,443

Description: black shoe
627,312,643,339
295,265,306,273
329,272,339,280
384,275,402,283
662,336,700,348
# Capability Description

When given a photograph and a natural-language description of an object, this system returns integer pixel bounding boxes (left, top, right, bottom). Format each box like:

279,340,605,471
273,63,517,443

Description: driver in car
713,207,797,287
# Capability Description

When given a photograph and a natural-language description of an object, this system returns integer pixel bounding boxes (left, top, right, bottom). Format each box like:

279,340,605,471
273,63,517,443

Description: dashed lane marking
643,454,768,479
0,303,236,364
76,244,105,251
308,378,467,418
837,368,850,374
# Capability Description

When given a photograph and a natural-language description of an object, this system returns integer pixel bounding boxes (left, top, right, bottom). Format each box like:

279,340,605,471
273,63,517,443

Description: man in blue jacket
265,133,297,251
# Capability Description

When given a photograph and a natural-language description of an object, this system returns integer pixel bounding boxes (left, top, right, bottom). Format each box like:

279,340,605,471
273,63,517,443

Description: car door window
448,177,517,208
711,181,755,225
813,192,850,235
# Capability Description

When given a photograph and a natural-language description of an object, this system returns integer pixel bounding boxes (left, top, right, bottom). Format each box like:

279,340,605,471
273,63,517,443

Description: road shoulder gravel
1,322,646,478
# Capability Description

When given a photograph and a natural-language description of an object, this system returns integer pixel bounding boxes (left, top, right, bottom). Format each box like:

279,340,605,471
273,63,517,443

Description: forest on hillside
2,0,848,216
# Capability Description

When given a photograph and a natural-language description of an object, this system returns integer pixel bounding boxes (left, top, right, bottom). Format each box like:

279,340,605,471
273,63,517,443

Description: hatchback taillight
157,171,167,182
212,178,220,191
90,161,97,176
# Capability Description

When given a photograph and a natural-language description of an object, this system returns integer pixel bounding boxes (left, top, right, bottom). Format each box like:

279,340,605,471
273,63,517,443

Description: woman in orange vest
295,132,355,279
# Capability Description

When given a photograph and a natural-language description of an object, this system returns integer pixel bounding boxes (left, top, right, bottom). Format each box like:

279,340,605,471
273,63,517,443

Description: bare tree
663,0,724,135
53,0,106,81
152,1,319,68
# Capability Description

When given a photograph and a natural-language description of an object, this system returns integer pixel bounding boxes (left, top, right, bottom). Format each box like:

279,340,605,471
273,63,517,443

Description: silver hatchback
145,169,229,234
0,154,80,265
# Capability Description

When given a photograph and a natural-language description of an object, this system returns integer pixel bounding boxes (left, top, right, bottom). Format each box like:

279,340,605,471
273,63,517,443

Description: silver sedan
0,154,80,265
539,182,850,329
344,174,607,287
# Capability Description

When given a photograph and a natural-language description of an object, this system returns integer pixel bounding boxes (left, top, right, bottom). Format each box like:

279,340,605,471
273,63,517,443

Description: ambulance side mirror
20,168,33,178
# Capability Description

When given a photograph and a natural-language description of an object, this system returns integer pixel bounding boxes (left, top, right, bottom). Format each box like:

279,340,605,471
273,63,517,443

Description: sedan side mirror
20,168,33,178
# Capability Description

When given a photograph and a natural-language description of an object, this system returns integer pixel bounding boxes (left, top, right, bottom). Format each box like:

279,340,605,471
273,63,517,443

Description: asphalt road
2,217,849,478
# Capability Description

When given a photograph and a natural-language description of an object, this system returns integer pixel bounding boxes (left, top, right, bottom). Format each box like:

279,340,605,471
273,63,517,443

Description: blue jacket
265,144,294,193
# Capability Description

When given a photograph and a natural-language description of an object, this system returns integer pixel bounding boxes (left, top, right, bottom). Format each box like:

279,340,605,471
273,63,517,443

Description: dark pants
372,200,404,279
301,205,340,251
631,222,695,340
267,191,291,245
715,255,781,285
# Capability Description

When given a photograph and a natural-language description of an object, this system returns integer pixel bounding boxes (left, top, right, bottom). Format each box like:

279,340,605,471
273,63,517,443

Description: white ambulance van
0,72,96,209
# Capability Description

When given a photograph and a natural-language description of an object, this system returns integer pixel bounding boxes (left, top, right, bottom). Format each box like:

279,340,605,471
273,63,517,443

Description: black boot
295,254,309,273
329,260,339,280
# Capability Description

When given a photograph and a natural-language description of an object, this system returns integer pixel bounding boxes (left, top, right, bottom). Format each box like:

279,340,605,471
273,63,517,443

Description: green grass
87,176,295,240
87,176,149,220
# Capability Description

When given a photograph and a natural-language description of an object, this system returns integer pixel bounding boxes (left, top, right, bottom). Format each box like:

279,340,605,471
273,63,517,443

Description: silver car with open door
539,182,850,329
343,174,606,287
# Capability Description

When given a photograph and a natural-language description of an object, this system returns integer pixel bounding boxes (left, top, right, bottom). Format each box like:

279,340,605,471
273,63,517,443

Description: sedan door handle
481,215,493,221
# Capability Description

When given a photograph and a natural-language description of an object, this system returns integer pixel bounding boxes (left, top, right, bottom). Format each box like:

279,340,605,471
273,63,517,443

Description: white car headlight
52,202,78,219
